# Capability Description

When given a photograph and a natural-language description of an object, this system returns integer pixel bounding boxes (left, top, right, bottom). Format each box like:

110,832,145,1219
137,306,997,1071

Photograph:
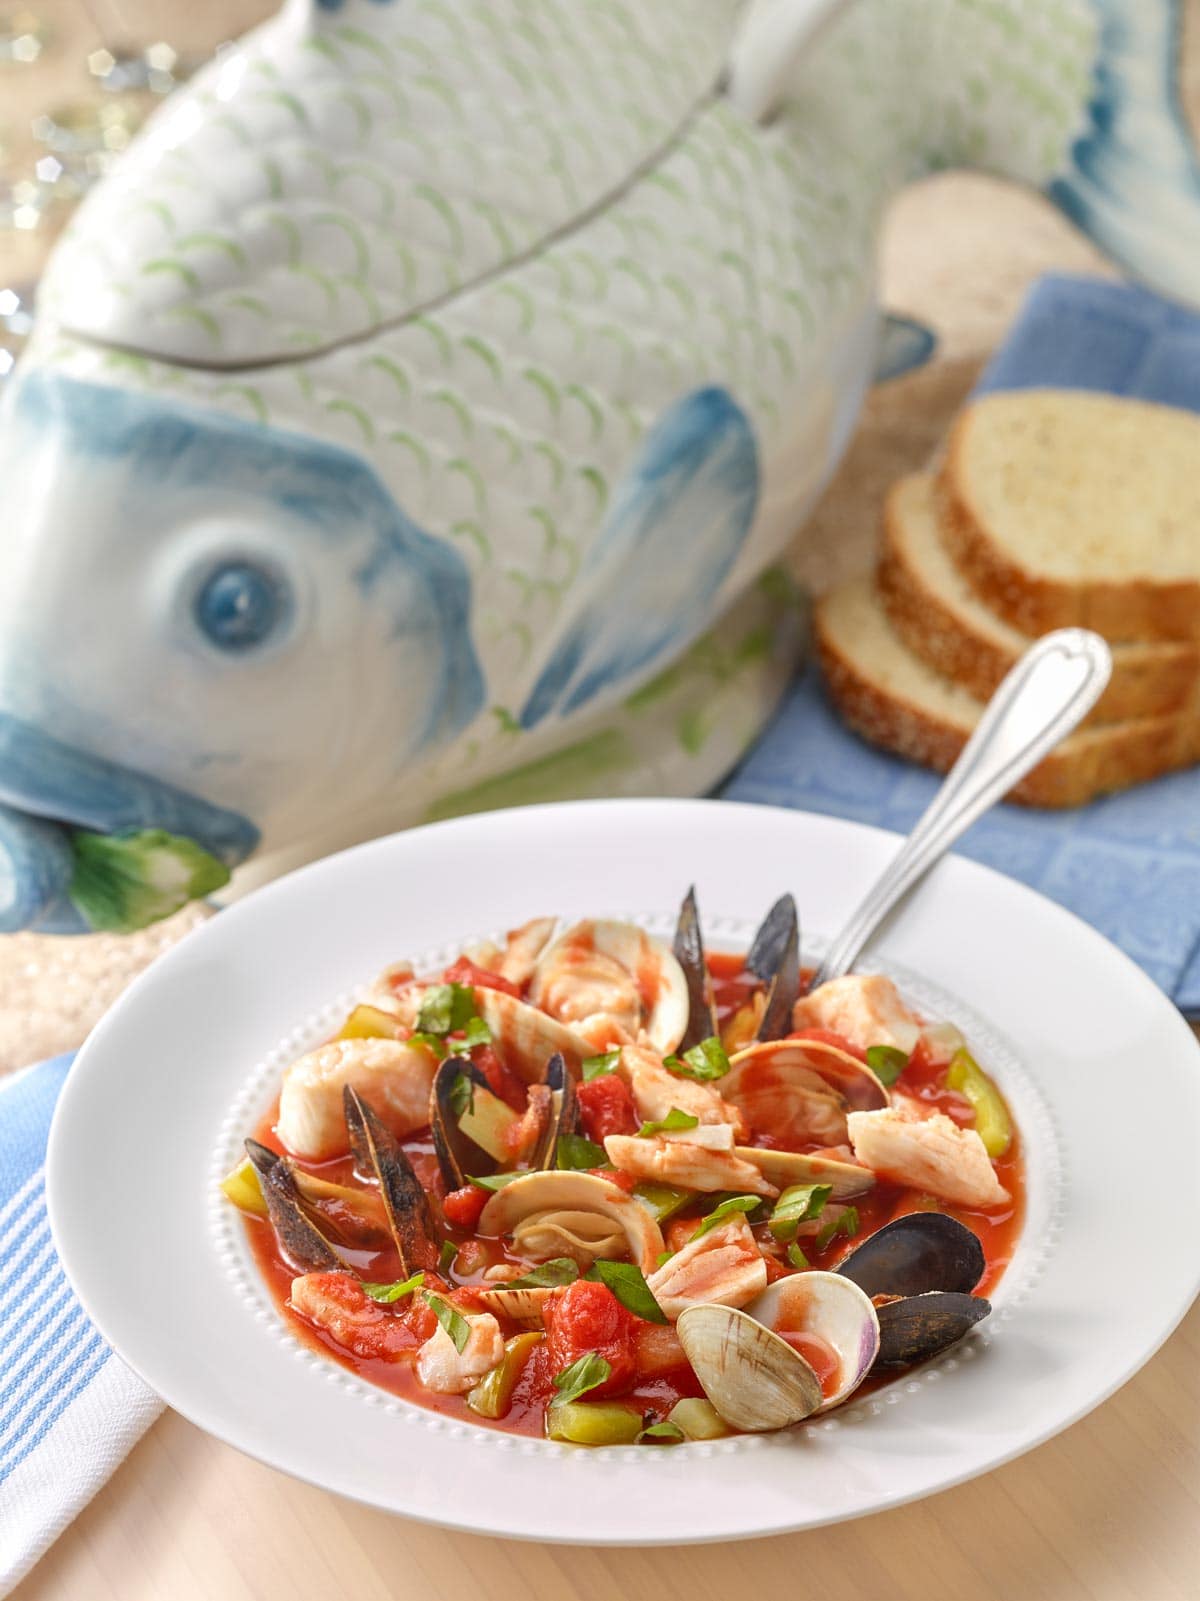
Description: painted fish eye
193,561,290,652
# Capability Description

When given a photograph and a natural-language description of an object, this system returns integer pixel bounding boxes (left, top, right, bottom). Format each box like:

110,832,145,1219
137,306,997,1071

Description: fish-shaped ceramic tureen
1,0,1197,931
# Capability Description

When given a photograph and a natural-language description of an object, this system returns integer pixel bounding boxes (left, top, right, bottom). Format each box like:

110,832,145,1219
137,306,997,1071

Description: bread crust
940,400,1200,643
880,475,1200,723
816,588,1200,808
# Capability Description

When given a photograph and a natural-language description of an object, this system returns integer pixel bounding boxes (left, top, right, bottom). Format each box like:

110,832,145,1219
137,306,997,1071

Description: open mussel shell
430,1056,495,1190
244,1137,343,1274
746,894,800,1041
344,1085,441,1276
837,1213,990,1367
528,1051,579,1169
875,1291,991,1367
836,1212,984,1298
673,885,718,1053
678,1271,879,1432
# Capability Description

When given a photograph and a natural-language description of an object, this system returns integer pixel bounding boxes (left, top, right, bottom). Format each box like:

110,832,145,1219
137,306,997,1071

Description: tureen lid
39,0,737,369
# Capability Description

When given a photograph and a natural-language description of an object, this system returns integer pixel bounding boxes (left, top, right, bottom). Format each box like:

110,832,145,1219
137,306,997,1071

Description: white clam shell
746,1271,881,1411
529,919,689,1054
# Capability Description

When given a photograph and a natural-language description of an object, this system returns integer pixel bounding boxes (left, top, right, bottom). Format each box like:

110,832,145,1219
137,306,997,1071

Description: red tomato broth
239,948,1024,1437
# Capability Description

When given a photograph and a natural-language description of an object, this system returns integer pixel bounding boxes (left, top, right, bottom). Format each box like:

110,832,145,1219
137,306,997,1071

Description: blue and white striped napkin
0,1055,161,1596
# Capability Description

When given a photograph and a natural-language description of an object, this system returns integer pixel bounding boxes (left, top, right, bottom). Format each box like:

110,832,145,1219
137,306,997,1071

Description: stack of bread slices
815,389,1200,806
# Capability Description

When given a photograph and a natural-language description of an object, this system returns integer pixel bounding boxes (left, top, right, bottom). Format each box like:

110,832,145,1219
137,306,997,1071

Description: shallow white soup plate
47,800,1200,1545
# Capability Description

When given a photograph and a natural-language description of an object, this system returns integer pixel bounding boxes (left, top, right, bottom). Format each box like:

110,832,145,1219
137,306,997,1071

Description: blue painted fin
874,315,937,383
1049,1,1200,307
520,387,759,728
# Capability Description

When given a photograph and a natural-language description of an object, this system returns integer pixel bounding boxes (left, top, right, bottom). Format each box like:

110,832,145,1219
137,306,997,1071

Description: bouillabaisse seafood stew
222,890,1022,1445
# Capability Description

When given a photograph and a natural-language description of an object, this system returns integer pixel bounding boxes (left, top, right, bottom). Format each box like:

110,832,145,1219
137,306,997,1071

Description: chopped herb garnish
582,1050,620,1081
361,1271,426,1303
866,1044,909,1087
586,1259,668,1324
655,1249,675,1268
438,1240,458,1276
459,1014,493,1051
504,1258,580,1289
786,1242,810,1270
408,1031,449,1061
556,1132,610,1171
423,1291,472,1353
448,1071,476,1119
636,1107,700,1138
637,1419,685,1444
551,1351,612,1407
416,983,479,1038
768,1183,832,1243
468,1171,524,1191
663,1036,732,1083
692,1194,764,1239
814,1205,861,1252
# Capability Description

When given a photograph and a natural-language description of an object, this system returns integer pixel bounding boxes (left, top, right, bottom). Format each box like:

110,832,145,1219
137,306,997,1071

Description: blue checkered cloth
723,274,1200,1013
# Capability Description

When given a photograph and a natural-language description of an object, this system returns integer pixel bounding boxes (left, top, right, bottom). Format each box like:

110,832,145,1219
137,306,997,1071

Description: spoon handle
812,627,1112,989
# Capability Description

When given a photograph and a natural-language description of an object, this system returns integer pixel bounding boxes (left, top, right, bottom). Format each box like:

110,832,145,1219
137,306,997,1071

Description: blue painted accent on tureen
519,387,759,728
1048,1,1200,305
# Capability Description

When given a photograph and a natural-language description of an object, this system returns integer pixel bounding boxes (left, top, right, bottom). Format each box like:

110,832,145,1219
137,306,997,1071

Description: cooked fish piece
416,1310,505,1394
603,1133,777,1196
646,1216,768,1320
277,1037,436,1159
289,1272,411,1361
793,973,923,1054
846,1106,1010,1208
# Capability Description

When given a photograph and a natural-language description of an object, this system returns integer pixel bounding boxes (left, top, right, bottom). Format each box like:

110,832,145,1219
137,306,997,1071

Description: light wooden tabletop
13,1303,1199,1601
4,4,1200,1598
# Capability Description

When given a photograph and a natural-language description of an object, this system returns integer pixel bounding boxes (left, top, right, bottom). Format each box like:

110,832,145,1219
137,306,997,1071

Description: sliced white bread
815,574,1200,808
879,472,1200,724
940,390,1200,642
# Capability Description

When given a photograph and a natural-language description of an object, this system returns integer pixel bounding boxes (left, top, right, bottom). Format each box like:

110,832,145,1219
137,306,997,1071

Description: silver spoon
811,627,1113,989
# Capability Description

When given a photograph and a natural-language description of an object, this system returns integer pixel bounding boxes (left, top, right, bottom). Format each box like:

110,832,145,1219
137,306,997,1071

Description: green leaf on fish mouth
68,827,231,933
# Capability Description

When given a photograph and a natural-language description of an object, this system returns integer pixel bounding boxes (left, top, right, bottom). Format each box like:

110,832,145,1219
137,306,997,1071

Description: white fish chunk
646,1216,767,1320
792,974,922,1054
416,1311,505,1394
277,1036,436,1159
847,1106,1009,1208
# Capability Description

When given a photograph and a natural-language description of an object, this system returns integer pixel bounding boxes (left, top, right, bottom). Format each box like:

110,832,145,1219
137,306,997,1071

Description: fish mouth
0,711,259,933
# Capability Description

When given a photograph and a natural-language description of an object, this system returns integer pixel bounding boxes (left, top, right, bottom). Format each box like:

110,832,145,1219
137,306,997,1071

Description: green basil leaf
556,1132,610,1171
692,1193,764,1239
448,1071,475,1120
416,983,479,1038
408,1031,450,1061
505,1258,580,1289
786,1242,810,1270
663,1036,731,1083
459,1014,493,1051
551,1351,612,1407
361,1271,425,1303
582,1050,620,1081
768,1182,832,1242
468,1171,524,1191
438,1240,458,1276
814,1205,861,1252
423,1291,472,1353
637,1420,685,1444
655,1249,675,1268
866,1044,909,1087
586,1259,668,1324
636,1108,700,1138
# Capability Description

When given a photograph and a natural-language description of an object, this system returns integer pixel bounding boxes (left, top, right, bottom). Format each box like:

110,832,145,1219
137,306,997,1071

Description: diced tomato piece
577,1074,638,1141
594,1165,635,1193
453,1237,491,1277
543,1280,637,1397
442,957,521,998
403,1295,439,1342
442,1185,489,1230
787,1026,867,1063
473,1044,527,1111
